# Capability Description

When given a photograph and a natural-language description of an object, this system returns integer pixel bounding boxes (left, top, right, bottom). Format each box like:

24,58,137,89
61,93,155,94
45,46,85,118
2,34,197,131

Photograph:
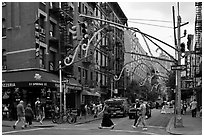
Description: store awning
2,69,59,88
93,92,101,97
82,90,93,96
82,88,101,97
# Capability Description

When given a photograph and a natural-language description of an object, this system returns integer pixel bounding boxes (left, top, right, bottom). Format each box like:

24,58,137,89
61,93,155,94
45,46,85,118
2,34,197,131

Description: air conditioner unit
40,28,45,34
2,65,7,70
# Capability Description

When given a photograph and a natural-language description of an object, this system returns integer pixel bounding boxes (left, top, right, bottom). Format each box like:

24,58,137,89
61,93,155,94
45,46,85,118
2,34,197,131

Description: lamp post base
174,115,184,128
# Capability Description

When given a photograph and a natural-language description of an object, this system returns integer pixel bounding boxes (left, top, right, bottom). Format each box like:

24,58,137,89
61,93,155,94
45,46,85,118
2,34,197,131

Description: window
78,67,81,83
78,3,81,13
39,14,45,29
49,51,55,71
2,49,6,69
39,47,45,69
84,6,88,15
85,69,88,81
2,18,6,37
90,71,93,80
49,21,56,37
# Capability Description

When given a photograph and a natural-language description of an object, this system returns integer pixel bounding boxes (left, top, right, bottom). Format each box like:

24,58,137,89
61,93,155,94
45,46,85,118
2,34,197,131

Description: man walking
190,99,197,117
13,100,26,129
132,99,147,131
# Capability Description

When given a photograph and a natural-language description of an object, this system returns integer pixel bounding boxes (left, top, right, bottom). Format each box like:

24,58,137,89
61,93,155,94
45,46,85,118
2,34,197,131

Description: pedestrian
84,104,88,119
13,100,26,129
25,103,34,128
132,99,147,131
98,103,115,129
132,99,140,128
190,99,197,117
39,103,45,124
35,98,41,121
183,101,187,115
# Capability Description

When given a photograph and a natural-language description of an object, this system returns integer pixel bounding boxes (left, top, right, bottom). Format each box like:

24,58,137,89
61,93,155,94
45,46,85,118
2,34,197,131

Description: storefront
2,69,59,120
81,88,101,105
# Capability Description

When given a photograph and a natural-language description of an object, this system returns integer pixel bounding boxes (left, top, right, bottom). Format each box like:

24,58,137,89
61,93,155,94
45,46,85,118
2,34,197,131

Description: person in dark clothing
98,104,115,129
132,99,141,127
25,104,34,128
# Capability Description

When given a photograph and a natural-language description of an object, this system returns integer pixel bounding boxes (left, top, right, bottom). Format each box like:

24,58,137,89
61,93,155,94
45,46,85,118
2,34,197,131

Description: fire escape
49,2,74,75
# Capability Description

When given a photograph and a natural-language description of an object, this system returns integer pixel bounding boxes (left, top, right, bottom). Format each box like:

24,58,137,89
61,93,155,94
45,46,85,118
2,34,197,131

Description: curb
166,117,183,135
33,124,56,128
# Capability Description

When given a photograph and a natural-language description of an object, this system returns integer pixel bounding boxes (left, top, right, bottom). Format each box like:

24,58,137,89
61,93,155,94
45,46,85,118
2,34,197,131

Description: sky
118,1,196,58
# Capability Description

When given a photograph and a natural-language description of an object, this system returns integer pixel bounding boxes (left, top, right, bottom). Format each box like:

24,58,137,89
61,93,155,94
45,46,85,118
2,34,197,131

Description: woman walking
98,103,115,129
25,104,34,128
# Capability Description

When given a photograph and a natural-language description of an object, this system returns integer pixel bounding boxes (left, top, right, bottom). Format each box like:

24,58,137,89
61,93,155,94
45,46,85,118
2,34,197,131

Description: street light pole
175,2,183,127
59,61,62,115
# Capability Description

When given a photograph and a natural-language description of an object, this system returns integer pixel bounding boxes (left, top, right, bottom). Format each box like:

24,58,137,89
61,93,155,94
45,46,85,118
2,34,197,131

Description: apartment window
96,72,98,84
39,47,45,69
78,67,81,83
96,50,98,64
84,6,88,15
39,14,45,29
2,49,6,69
49,51,55,71
49,21,56,37
90,71,93,81
78,3,81,13
2,18,6,37
85,69,88,82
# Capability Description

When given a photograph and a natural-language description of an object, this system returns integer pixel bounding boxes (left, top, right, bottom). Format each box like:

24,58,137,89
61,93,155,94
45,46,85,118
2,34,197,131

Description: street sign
171,65,187,70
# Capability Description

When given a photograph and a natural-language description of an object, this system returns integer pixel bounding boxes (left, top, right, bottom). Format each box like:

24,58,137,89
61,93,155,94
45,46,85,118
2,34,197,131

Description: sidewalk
2,114,102,129
166,112,202,135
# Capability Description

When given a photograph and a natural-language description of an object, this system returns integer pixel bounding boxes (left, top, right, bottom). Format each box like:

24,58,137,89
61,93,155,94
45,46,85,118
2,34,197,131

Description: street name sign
171,65,187,70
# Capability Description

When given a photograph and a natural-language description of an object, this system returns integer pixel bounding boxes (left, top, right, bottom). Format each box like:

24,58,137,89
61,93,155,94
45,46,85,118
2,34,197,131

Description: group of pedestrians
97,98,148,130
13,98,45,129
80,102,103,119
132,99,148,131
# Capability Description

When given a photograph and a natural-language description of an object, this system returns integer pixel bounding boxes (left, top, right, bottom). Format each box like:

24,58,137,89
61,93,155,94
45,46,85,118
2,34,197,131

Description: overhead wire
128,20,173,29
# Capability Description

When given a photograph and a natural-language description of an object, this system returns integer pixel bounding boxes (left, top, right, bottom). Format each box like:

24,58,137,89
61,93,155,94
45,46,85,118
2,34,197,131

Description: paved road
2,109,173,135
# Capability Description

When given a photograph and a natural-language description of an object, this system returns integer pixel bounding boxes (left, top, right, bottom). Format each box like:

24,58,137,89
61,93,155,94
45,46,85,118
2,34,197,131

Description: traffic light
187,34,194,51
64,55,73,66
180,42,185,53
81,22,88,34
69,25,78,40
80,22,89,51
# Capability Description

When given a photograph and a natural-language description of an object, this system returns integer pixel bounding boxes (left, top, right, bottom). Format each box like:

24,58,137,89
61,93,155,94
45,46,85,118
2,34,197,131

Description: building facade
2,2,127,119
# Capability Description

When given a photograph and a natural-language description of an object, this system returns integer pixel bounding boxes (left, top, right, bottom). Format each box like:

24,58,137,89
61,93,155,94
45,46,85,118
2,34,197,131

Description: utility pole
175,2,183,127
59,61,62,115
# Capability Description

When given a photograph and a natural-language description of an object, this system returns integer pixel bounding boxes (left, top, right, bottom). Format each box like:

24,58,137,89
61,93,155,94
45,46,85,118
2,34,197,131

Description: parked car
105,97,129,117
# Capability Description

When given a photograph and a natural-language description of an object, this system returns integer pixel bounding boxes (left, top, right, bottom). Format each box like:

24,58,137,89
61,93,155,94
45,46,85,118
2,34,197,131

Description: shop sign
28,82,47,86
2,83,16,87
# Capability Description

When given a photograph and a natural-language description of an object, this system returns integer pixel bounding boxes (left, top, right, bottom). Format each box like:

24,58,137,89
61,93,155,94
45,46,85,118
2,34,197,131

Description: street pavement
2,114,103,132
2,108,202,135
166,112,202,135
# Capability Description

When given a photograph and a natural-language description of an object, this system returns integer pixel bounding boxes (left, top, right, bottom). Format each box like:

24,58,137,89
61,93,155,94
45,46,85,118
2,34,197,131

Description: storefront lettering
29,82,47,86
2,83,16,87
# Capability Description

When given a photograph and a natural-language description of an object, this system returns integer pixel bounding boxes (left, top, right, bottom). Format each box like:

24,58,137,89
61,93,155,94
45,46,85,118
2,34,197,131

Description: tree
126,80,141,103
